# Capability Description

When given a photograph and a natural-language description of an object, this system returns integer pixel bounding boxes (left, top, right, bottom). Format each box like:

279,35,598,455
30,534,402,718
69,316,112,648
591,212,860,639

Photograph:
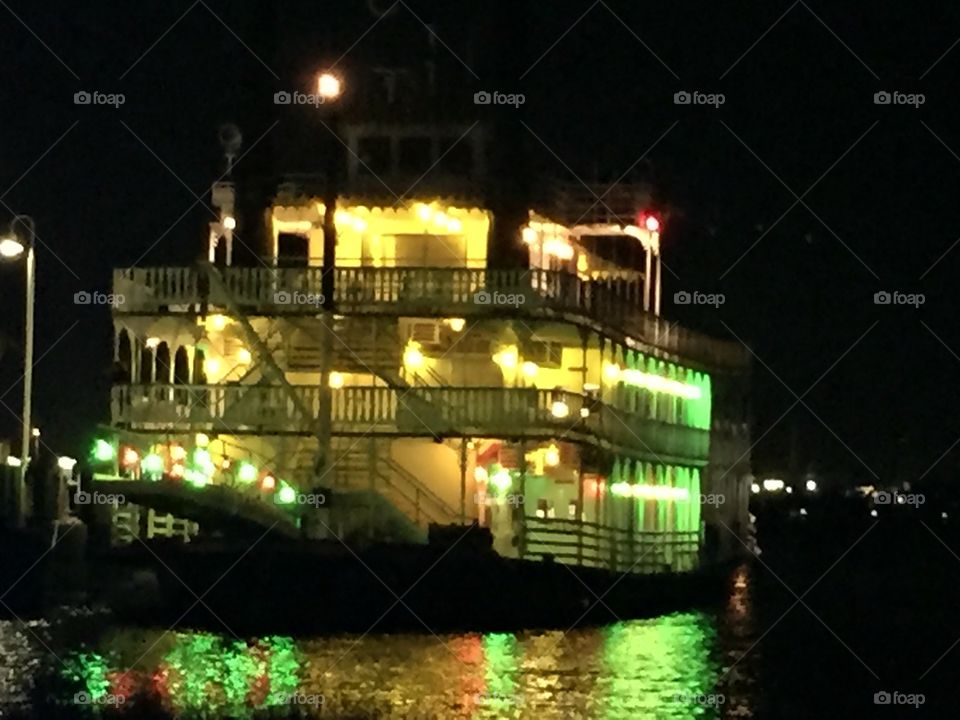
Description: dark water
0,564,755,719
5,506,960,718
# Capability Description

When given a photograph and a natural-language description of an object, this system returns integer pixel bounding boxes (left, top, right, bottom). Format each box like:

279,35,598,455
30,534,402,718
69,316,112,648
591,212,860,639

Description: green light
142,453,164,476
277,484,297,504
184,468,210,487
92,439,115,463
193,448,212,467
237,462,257,484
489,466,512,492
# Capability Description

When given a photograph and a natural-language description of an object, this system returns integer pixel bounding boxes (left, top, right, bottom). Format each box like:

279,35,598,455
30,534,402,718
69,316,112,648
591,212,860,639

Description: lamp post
0,214,36,527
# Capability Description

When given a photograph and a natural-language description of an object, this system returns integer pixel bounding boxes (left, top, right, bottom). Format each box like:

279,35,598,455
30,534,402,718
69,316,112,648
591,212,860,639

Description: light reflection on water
0,565,757,719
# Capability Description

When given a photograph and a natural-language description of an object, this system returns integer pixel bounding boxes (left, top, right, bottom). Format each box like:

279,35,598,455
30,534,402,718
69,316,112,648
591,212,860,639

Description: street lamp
0,214,35,527
317,72,342,101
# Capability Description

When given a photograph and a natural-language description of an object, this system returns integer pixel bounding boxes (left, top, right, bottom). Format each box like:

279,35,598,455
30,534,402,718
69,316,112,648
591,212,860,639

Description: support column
459,436,467,525
643,246,652,312
654,252,662,316
518,440,527,559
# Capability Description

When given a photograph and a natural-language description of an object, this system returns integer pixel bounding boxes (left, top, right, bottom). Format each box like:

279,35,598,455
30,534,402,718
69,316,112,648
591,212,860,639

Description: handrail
113,266,749,368
111,383,711,463
378,454,459,522
524,516,700,574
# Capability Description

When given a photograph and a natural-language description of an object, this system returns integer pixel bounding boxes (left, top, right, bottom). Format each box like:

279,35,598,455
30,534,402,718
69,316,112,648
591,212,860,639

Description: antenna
218,124,243,176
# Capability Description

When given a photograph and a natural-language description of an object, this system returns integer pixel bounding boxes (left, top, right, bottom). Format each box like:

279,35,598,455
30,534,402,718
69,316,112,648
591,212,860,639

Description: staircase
329,437,460,538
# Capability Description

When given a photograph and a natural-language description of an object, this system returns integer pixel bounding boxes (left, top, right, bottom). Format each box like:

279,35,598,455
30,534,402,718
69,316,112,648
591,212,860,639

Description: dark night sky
1,1,960,486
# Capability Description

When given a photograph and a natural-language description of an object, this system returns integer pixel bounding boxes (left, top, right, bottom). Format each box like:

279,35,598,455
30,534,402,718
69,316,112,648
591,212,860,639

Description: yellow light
544,444,560,467
521,361,539,378
521,227,537,245
446,318,466,332
751,483,761,494
603,363,621,382
335,209,353,225
551,401,570,418
433,212,448,227
329,371,344,389
544,238,574,260
352,217,368,232
208,314,228,331
577,254,588,273
0,237,25,258
580,407,590,418
317,72,342,100
762,479,784,492
446,217,463,233
121,447,139,467
403,342,425,369
145,336,160,349
195,433,210,447
493,346,518,369
583,382,600,392
415,203,433,222
474,466,488,482
222,215,237,230
237,348,252,364
31,428,40,438
203,358,221,375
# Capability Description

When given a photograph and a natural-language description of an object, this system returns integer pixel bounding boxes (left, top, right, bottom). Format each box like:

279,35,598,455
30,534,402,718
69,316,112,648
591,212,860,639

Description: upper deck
112,264,748,371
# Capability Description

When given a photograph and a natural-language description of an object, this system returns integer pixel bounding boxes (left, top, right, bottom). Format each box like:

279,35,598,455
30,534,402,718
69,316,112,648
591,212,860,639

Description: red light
644,215,660,233
261,474,276,492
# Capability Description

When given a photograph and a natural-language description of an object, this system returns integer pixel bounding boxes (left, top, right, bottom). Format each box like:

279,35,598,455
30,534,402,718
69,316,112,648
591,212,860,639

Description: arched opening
174,346,190,405
116,329,132,384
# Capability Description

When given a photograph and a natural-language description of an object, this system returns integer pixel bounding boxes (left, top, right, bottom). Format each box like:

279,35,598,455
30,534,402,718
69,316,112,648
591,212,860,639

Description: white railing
113,266,748,368
111,384,710,462
524,517,700,574
111,505,199,545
